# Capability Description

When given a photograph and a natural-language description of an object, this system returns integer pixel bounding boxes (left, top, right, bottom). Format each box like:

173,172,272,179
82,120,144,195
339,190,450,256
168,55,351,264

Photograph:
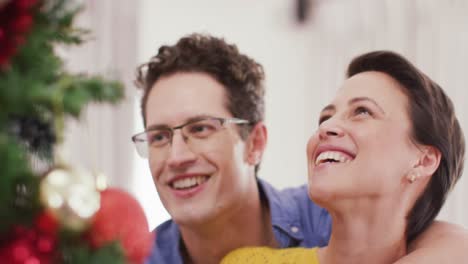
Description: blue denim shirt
145,178,331,264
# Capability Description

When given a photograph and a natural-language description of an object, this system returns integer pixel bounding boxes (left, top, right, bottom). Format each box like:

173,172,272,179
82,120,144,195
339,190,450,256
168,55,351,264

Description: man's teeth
315,151,352,165
172,176,209,189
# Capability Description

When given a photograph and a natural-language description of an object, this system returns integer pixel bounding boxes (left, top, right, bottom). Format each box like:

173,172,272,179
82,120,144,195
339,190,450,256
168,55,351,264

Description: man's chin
172,210,216,228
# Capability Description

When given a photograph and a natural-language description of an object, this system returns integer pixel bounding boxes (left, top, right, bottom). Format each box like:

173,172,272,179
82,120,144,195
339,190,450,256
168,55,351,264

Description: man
132,33,468,264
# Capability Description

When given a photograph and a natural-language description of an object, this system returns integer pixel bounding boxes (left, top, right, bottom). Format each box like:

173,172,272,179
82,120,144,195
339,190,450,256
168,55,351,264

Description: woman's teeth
315,151,352,165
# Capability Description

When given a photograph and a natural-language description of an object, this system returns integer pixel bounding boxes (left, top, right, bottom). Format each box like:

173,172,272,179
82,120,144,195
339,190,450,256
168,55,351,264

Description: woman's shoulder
221,247,319,264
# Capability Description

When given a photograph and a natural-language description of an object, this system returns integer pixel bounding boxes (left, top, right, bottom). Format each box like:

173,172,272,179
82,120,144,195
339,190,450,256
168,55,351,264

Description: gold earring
409,172,419,183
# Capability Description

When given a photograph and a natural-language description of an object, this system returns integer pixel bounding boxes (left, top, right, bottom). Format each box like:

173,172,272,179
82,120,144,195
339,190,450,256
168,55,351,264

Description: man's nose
166,131,197,168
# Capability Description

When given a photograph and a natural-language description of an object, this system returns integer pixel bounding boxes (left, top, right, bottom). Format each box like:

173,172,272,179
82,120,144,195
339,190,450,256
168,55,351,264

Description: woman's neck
318,197,408,264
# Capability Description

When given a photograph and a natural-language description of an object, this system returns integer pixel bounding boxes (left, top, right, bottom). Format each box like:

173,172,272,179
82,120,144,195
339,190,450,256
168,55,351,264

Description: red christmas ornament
0,212,57,264
87,188,154,264
0,0,37,68
15,0,37,10
35,211,59,236
11,14,33,33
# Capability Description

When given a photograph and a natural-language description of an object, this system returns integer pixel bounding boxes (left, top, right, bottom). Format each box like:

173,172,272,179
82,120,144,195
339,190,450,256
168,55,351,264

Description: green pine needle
0,0,126,260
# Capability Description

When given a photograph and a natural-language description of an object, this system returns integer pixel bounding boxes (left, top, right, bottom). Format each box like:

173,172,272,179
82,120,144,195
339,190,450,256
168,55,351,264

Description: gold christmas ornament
40,167,101,231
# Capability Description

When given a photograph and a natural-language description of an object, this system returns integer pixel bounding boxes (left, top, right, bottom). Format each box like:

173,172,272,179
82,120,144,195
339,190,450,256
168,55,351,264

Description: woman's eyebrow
349,96,386,114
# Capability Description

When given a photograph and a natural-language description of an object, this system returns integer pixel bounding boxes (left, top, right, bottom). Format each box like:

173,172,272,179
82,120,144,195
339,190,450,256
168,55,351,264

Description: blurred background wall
62,0,468,230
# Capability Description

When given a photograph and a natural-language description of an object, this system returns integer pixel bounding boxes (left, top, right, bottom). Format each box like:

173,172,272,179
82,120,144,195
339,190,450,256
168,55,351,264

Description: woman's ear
245,122,268,165
415,146,442,180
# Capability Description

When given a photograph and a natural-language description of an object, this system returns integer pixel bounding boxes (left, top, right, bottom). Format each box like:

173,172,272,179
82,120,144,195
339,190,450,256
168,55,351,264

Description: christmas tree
0,0,153,263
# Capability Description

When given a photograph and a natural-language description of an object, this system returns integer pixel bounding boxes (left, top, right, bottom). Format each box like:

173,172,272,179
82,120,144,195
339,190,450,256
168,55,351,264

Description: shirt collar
151,220,184,264
257,178,304,243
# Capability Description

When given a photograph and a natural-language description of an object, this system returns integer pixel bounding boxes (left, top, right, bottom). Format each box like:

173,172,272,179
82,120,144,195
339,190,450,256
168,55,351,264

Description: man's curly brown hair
135,33,265,140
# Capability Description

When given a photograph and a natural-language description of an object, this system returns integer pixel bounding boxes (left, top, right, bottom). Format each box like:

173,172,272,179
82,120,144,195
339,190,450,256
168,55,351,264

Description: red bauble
0,0,36,68
0,212,57,264
15,0,37,10
35,211,59,236
87,188,154,264
11,14,33,33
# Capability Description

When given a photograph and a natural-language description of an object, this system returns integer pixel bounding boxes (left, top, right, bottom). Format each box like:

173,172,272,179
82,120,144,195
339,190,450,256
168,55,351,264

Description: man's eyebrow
145,114,214,130
145,123,170,131
349,96,386,114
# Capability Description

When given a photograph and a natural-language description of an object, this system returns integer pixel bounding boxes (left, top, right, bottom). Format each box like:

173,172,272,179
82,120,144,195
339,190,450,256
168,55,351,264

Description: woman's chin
308,183,337,208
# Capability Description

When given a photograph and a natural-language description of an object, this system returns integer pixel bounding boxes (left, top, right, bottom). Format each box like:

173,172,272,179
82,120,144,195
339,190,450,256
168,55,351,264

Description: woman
222,51,465,263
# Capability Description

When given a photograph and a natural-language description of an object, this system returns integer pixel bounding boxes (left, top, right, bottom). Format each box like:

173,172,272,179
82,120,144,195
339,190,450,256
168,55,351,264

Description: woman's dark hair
347,51,465,243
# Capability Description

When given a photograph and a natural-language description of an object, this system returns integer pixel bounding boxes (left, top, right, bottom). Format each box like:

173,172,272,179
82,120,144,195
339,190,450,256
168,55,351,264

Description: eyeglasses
131,116,250,158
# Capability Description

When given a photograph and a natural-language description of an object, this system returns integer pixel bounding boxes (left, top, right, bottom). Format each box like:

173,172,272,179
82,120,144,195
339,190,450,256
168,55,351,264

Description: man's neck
318,198,408,264
178,181,277,264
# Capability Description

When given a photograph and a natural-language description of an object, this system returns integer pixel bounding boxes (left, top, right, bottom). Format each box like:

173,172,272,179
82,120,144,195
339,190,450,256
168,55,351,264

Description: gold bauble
40,167,101,231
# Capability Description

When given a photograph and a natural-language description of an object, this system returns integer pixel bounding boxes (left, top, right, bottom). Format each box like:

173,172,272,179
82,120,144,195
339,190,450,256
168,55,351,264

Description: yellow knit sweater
221,247,319,264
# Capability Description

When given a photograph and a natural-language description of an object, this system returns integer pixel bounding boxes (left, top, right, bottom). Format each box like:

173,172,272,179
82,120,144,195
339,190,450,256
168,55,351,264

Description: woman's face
307,71,421,204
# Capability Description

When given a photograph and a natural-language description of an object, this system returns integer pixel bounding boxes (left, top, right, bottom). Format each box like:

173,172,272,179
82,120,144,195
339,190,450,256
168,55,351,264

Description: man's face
145,72,256,226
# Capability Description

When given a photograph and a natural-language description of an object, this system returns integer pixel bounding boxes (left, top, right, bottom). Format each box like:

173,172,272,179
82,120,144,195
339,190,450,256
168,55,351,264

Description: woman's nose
318,119,345,140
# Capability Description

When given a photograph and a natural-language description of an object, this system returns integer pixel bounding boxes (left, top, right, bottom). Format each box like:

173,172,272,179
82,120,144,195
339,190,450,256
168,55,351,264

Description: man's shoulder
277,184,328,223
155,219,177,235
258,178,331,247
145,220,183,264
278,184,310,201
259,179,318,212
259,178,307,199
